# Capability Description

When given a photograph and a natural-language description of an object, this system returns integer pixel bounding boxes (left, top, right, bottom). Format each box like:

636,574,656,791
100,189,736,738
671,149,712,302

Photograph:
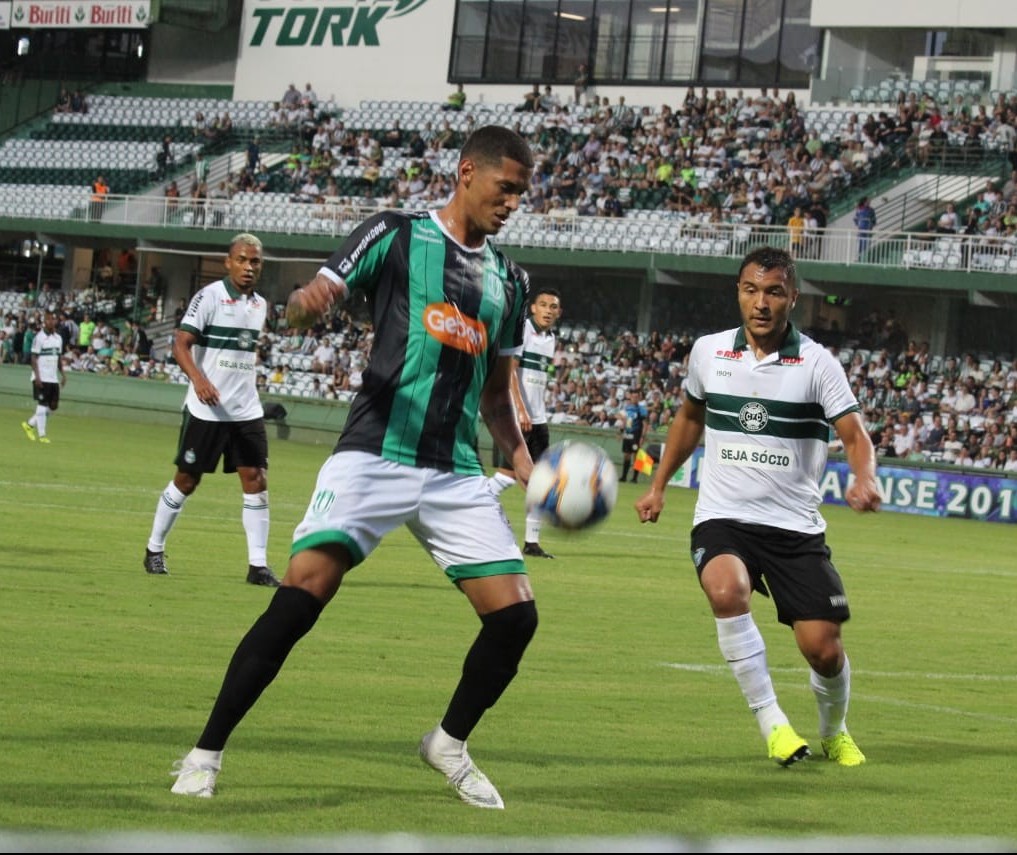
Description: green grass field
1,405,1014,849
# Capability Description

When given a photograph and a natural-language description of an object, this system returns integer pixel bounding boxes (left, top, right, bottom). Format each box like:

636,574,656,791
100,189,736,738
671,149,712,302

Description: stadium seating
1,86,1014,281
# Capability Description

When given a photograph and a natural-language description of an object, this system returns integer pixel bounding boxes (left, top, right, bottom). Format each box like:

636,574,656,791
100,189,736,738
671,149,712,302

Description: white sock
147,481,188,552
716,613,788,740
524,513,543,544
487,471,516,496
429,724,465,756
242,490,270,566
811,655,851,738
33,405,48,437
187,747,223,770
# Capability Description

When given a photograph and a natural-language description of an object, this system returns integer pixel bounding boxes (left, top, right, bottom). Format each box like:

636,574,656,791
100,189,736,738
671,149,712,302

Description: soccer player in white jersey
143,233,279,588
21,310,65,444
635,246,881,768
488,287,562,558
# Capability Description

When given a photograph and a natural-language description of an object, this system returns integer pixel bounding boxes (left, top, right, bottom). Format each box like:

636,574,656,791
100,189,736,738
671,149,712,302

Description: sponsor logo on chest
424,303,487,355
717,442,794,471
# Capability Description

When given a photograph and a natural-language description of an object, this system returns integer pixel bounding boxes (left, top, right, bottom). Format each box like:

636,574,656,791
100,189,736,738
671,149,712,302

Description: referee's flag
633,447,654,475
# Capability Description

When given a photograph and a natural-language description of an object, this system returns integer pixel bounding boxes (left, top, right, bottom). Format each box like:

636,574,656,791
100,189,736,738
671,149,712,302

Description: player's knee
285,542,351,603
511,599,539,644
482,599,538,650
805,650,841,677
250,586,324,656
175,471,201,493
247,473,268,493
469,600,538,704
801,636,843,676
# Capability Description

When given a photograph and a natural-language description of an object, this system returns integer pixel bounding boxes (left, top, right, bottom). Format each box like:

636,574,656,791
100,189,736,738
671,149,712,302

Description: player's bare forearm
287,274,344,329
482,378,532,484
836,411,882,512
636,404,704,523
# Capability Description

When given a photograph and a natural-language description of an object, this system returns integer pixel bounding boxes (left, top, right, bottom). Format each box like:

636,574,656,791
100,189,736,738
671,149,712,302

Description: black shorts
492,422,550,470
174,408,268,475
690,518,850,627
33,381,60,410
621,436,640,454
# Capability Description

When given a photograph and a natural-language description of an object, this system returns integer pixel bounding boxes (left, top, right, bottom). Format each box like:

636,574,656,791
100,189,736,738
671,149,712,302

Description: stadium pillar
929,294,952,357
637,271,654,336
133,249,144,322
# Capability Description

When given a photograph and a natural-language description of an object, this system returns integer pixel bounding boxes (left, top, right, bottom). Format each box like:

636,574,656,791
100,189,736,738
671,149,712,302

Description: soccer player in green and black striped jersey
171,126,539,810
636,246,882,770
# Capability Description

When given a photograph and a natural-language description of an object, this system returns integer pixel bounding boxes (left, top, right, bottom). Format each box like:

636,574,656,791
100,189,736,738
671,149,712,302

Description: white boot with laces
170,748,221,798
418,724,504,809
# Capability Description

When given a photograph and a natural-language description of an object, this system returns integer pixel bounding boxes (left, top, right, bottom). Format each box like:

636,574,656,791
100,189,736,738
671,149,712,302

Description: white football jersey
32,329,64,383
516,318,556,425
684,325,859,534
178,278,266,422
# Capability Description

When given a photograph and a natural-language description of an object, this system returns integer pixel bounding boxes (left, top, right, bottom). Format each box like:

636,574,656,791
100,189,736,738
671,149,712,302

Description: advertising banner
8,1,150,28
822,461,1017,524
666,448,1017,524
233,0,453,103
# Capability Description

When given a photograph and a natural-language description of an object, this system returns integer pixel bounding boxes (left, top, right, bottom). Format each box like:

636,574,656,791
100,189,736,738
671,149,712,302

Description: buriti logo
425,303,487,355
249,0,430,47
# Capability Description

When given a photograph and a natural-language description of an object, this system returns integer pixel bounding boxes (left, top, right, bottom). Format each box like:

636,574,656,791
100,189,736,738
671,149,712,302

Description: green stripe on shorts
291,530,365,567
444,559,526,584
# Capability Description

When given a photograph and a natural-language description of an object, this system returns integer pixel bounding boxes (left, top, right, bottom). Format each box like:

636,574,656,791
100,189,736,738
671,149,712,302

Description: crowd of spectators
122,78,1017,259
2,299,153,377
4,286,1015,472
918,170,1017,257
184,80,1017,258
513,83,1017,239
542,319,1017,473
6,82,1017,470
262,113,464,210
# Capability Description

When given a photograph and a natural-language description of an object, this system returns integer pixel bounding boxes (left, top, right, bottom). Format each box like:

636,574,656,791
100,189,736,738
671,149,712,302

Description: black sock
196,586,323,751
440,600,538,741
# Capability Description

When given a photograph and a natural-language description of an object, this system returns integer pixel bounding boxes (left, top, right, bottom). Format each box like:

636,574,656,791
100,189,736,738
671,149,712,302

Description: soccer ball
525,440,619,531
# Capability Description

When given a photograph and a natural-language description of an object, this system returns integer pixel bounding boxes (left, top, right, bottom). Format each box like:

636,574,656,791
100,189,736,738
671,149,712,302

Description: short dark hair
738,246,797,284
533,287,561,304
460,125,534,170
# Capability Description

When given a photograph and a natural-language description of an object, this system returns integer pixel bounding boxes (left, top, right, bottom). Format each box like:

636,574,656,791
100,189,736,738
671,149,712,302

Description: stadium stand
4,87,1013,278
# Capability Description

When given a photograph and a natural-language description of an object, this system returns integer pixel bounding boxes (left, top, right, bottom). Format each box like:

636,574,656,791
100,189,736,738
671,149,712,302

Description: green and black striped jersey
321,209,530,475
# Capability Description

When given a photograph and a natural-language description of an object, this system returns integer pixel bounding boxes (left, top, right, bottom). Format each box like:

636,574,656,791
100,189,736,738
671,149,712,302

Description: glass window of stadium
449,0,819,88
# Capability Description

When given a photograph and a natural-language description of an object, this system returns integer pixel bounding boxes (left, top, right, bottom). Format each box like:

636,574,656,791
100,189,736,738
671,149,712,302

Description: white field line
662,662,1017,723
0,480,309,511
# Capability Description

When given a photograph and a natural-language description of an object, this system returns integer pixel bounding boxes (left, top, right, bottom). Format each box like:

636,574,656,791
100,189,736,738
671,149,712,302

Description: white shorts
291,450,526,584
